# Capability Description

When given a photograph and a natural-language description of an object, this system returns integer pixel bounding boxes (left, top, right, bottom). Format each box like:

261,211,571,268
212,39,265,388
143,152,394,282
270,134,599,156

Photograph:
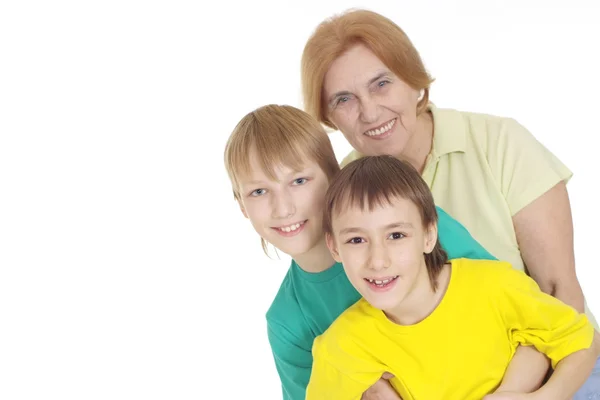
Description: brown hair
323,155,447,289
224,104,340,254
301,9,434,129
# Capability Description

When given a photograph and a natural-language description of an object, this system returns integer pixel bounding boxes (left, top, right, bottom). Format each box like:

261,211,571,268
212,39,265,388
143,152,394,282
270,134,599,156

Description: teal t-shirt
266,206,496,400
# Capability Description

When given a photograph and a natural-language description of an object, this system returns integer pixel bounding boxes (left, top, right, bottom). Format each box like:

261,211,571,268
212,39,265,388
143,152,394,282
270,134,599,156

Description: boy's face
326,196,436,312
238,150,330,258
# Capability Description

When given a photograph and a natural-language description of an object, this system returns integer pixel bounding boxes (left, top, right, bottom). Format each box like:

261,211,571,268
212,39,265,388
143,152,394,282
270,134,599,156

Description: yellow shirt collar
428,103,467,159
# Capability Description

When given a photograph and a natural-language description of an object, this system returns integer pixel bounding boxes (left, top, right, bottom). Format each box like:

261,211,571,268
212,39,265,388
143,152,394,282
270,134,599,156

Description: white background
1,0,599,399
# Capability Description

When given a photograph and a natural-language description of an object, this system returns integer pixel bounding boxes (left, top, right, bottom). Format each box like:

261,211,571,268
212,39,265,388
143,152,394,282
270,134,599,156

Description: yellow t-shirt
305,258,594,400
340,103,597,328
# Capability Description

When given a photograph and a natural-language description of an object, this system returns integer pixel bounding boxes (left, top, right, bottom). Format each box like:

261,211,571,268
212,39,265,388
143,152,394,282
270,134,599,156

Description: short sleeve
267,321,313,400
486,118,572,215
306,335,379,400
495,264,594,369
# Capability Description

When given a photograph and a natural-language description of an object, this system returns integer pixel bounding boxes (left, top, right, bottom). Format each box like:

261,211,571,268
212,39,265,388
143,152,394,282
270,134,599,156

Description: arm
488,333,600,400
268,320,398,400
485,118,583,312
267,322,313,400
493,265,596,399
495,345,549,393
270,331,399,400
307,335,382,400
532,331,600,400
436,197,552,393
513,181,585,312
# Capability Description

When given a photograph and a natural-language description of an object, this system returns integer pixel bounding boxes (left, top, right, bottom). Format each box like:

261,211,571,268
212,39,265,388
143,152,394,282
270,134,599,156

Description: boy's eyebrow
339,222,413,235
328,70,391,105
240,168,312,187
385,222,413,230
240,180,265,186
339,227,363,235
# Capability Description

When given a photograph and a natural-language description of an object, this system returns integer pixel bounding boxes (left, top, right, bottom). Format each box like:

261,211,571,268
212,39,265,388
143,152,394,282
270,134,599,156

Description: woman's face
323,43,421,158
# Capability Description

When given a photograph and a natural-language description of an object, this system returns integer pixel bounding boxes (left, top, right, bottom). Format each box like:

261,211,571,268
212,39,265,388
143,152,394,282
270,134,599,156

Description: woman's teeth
365,119,396,137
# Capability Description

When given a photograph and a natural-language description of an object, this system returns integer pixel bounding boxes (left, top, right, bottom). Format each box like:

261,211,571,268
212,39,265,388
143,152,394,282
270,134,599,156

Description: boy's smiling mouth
365,275,399,290
273,220,308,236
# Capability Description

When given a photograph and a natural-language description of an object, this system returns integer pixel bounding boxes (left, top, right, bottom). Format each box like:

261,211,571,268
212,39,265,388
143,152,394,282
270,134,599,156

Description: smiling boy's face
237,148,330,259
326,196,436,312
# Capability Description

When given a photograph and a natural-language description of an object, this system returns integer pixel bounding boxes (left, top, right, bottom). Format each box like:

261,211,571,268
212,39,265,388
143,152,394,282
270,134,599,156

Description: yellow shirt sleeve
306,333,381,400
494,263,594,368
485,117,572,215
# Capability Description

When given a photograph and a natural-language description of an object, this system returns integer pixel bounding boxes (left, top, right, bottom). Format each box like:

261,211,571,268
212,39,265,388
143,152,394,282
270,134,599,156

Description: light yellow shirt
341,103,597,328
306,258,594,400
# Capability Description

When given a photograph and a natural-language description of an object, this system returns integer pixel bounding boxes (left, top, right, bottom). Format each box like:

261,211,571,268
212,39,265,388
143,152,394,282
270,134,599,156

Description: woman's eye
293,178,308,185
378,80,389,87
250,188,266,197
335,96,351,106
389,232,404,240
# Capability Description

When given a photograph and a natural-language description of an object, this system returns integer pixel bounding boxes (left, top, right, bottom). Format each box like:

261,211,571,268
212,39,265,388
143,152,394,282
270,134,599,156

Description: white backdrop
1,0,599,399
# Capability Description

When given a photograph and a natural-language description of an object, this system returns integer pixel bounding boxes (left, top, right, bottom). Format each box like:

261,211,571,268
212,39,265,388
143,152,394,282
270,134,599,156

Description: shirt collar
428,102,467,158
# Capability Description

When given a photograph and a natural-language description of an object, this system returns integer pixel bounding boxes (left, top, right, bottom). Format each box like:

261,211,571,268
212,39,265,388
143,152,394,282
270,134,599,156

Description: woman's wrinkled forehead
324,43,392,97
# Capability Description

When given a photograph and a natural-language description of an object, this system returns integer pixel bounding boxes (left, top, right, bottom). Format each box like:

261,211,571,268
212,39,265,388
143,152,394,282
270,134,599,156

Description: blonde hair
323,155,447,290
301,9,434,129
224,104,340,254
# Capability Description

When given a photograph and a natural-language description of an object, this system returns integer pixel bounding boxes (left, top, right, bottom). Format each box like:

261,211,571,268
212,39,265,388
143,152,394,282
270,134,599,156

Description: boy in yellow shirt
307,155,600,399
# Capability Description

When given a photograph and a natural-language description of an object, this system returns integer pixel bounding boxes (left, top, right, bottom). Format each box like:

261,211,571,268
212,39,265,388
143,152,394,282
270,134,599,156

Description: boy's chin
362,293,402,312
277,240,316,259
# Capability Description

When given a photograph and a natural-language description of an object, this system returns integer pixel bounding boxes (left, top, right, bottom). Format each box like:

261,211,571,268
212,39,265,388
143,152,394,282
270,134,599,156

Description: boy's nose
367,242,390,270
272,192,295,219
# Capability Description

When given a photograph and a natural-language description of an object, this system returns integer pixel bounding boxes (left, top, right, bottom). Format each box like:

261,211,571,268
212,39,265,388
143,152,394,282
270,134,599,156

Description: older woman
301,8,598,399
301,8,596,326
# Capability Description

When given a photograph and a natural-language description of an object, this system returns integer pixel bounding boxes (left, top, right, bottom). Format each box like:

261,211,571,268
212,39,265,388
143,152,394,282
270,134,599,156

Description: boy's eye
347,237,364,244
250,188,266,197
293,178,308,185
388,232,405,240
